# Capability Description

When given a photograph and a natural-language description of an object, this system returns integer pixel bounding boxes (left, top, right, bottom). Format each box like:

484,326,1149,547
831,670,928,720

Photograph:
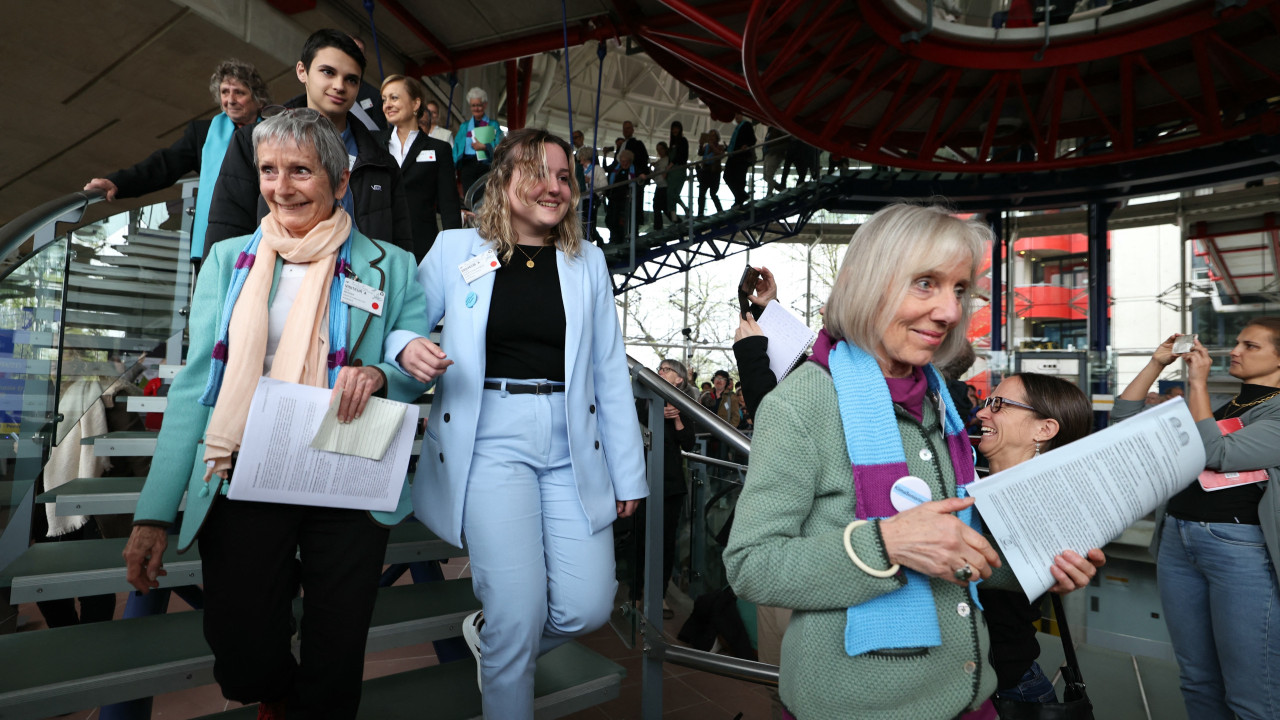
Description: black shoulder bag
991,594,1095,720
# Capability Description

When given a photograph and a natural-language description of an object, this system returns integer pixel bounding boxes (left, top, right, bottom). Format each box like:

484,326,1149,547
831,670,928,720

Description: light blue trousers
464,384,618,720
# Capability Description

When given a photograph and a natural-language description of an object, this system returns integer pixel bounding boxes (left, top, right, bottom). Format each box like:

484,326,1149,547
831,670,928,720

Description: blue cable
362,0,385,81
446,73,458,130
560,0,574,139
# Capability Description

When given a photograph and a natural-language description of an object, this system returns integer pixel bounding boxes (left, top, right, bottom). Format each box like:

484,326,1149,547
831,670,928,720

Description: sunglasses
982,395,1039,414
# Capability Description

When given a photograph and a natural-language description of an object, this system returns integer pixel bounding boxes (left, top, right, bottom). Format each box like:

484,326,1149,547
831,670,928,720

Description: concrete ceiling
1,0,725,230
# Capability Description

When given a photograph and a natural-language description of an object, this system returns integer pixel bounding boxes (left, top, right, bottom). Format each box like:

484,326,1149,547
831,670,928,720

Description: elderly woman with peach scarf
121,110,428,719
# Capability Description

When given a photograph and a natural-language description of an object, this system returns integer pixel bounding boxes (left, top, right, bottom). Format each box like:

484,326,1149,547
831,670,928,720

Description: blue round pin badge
466,291,477,308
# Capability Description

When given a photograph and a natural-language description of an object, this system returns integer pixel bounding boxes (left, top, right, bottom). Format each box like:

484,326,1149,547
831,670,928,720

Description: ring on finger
953,564,973,582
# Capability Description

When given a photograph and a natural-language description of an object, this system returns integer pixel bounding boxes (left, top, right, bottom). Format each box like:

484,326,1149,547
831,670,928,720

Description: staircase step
1,522,462,602
35,477,157,516
191,641,623,720
0,579,479,720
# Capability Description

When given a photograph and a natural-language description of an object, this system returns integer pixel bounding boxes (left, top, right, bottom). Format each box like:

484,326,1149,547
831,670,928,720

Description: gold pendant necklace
514,244,545,268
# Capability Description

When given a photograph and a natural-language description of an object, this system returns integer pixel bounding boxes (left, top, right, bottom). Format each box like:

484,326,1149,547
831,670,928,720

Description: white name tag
341,278,385,316
348,154,357,171
459,250,500,284
416,149,437,163
360,98,374,109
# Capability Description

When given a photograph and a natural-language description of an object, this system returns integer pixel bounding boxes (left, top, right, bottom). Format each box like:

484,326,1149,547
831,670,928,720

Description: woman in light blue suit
386,127,648,719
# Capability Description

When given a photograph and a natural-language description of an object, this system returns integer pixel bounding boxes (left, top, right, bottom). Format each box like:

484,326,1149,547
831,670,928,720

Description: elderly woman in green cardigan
724,203,1104,720
120,110,428,719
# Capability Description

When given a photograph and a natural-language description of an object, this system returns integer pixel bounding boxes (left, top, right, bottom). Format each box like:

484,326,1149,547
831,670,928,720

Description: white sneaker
462,610,485,692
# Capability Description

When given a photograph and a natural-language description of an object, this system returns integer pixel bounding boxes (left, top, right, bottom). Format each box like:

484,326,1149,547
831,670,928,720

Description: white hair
466,87,488,104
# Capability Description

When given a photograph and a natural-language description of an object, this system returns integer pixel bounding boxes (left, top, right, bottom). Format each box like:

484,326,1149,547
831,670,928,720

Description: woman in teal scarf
724,203,1104,720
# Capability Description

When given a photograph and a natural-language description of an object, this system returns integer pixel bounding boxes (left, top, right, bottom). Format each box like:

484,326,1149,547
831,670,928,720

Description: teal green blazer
133,230,429,552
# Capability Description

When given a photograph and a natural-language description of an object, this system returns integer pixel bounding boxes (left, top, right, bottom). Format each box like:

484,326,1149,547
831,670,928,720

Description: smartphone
1171,334,1197,355
738,266,761,317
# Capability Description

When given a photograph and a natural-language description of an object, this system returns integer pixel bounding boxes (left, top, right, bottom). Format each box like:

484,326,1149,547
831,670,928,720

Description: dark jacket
203,100,412,256
726,121,757,160
354,81,388,132
622,136,650,177
376,128,462,263
668,135,689,167
107,119,211,198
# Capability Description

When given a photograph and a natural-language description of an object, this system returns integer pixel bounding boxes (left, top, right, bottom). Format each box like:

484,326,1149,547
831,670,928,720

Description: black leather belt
483,381,565,395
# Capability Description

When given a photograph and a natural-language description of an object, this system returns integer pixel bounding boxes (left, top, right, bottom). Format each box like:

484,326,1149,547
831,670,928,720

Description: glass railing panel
55,199,193,444
0,234,68,582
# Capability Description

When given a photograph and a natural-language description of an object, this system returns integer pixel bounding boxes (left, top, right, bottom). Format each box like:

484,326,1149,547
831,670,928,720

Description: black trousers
198,498,390,719
723,156,751,205
456,156,490,200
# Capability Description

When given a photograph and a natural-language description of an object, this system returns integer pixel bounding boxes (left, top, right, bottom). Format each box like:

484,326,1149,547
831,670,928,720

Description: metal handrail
0,190,104,283
627,356,750,457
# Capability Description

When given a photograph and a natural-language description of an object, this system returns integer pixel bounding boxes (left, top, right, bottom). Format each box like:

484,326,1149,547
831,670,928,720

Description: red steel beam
378,0,453,69
654,0,743,47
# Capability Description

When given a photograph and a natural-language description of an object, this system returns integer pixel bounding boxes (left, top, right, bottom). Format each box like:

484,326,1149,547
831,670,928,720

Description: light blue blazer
385,229,649,548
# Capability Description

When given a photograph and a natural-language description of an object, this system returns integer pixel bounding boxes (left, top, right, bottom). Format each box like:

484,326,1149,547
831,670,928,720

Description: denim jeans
1158,516,1280,720
994,660,1058,703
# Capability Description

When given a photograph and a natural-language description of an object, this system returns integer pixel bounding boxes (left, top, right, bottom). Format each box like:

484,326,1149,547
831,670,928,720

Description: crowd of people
69,28,1274,720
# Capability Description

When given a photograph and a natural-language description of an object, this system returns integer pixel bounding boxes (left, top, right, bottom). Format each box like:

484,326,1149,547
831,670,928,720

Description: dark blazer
203,99,412,257
107,119,211,199
376,128,462,262
622,137,650,177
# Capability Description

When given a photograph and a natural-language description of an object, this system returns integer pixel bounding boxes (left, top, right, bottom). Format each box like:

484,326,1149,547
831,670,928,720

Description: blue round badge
465,291,477,308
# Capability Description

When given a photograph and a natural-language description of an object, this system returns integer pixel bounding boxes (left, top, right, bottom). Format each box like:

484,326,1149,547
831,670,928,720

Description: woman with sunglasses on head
974,374,1093,711
724,202,1103,720
122,111,429,719
386,127,647,719
1115,322,1280,720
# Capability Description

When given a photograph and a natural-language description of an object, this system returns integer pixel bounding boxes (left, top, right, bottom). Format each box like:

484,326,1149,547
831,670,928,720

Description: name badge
416,149,437,163
459,250,500,284
341,278,385,316
347,154,357,171
360,98,374,109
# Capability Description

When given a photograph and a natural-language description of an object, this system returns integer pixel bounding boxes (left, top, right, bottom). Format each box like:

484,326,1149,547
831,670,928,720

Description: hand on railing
83,178,119,202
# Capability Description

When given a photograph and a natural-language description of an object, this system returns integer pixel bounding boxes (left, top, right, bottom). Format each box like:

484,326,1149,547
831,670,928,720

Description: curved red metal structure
625,0,1280,171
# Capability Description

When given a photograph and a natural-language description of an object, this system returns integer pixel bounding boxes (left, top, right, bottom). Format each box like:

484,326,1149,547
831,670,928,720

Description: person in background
421,100,454,145
577,147,606,244
937,342,976,423
698,129,725,216
379,74,461,262
651,358,698,618
723,112,756,206
84,59,269,263
122,110,428,719
204,29,411,255
724,203,1102,720
974,373,1094,706
605,149,639,242
652,141,671,231
1116,326,1280,720
666,121,689,222
347,37,387,132
453,87,504,197
389,128,648,720
700,369,739,425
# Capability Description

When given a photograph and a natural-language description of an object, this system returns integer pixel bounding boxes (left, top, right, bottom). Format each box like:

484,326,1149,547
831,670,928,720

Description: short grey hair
466,86,488,104
576,146,596,164
658,358,698,398
824,202,990,369
208,58,270,109
251,111,348,195
617,149,635,164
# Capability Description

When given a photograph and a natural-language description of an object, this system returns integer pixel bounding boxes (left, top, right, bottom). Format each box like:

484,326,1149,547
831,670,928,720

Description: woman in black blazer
379,74,463,262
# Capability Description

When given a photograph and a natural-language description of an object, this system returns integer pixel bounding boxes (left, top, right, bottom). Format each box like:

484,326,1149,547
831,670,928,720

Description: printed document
755,301,817,382
229,378,418,512
311,388,407,461
968,398,1204,600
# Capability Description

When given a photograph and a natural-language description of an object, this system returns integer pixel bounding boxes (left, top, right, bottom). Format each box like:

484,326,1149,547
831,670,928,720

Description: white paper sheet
228,378,419,512
968,397,1205,600
755,301,818,382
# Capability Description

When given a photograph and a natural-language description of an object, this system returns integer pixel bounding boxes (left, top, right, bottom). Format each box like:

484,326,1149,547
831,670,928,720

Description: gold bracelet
843,520,901,578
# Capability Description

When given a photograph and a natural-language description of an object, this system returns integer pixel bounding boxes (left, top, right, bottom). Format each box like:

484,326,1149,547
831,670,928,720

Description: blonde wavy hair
476,127,583,262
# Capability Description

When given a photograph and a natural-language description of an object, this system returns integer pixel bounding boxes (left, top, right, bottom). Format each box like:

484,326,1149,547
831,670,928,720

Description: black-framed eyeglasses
982,395,1039,414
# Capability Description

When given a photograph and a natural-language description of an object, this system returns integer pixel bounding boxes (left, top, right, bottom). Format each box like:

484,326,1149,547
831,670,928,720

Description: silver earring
1034,441,1041,457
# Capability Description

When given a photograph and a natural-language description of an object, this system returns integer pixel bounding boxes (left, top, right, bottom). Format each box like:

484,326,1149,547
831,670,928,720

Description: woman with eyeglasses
650,359,698,617
387,128,647,719
973,374,1093,711
122,111,429,718
1115,323,1280,720
723,203,1102,720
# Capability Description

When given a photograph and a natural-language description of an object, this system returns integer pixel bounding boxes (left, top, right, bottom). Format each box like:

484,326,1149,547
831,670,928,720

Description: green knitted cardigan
724,362,1018,720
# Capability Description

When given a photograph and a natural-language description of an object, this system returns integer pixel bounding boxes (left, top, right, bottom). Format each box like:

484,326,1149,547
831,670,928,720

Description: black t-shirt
1165,383,1276,524
484,246,566,381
